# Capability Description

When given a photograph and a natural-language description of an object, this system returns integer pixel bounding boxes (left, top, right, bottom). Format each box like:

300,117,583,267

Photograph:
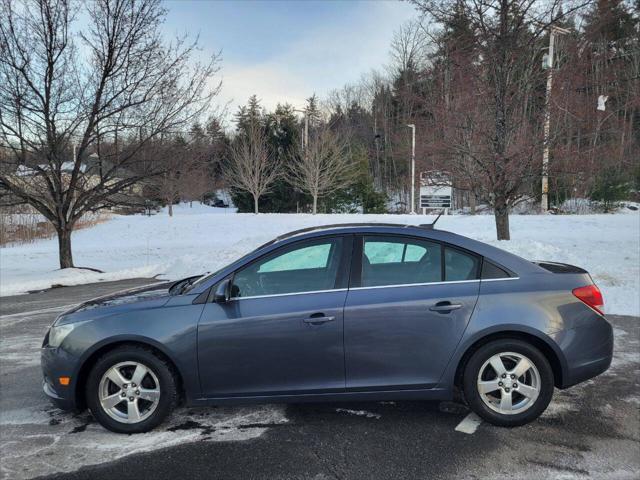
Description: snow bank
1,203,638,315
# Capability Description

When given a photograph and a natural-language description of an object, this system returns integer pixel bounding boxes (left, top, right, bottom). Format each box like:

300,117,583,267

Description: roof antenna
420,209,445,229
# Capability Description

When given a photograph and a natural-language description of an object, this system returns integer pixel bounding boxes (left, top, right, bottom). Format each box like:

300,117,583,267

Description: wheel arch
73,337,185,410
453,329,567,390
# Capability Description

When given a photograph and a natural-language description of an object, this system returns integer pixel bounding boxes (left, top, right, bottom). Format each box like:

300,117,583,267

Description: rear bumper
552,316,614,389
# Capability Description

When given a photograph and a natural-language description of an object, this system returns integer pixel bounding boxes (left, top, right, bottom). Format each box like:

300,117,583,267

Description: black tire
462,339,554,427
86,345,178,433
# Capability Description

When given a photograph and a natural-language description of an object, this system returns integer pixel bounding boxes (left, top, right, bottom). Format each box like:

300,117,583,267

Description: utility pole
407,124,416,214
541,25,570,212
292,108,308,150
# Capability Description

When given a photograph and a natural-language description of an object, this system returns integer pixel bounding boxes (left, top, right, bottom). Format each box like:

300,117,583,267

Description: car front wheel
86,345,178,433
463,339,554,427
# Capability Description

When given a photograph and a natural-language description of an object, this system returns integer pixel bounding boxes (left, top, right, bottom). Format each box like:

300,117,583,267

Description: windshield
181,270,221,293
182,246,265,294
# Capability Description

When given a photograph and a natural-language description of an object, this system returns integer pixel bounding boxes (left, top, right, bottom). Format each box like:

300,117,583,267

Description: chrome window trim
481,277,521,282
350,279,480,291
228,277,520,300
230,288,348,301
350,276,520,291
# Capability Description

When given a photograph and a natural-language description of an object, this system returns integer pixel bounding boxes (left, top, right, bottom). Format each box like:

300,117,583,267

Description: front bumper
43,379,76,410
41,346,79,411
552,316,614,389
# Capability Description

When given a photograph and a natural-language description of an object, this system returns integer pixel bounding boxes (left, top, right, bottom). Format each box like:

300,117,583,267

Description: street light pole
407,124,416,214
541,25,570,212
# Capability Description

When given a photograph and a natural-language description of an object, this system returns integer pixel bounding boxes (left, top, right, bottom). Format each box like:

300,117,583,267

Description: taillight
572,284,605,315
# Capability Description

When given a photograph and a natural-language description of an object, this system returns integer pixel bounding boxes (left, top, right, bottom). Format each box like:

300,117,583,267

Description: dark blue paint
344,281,480,390
197,290,346,397
41,224,614,411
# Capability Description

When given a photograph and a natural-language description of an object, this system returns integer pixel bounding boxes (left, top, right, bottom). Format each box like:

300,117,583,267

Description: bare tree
0,0,220,267
288,128,355,214
179,137,213,208
224,124,281,214
151,132,214,216
151,138,184,217
389,19,430,74
410,0,590,239
180,162,211,207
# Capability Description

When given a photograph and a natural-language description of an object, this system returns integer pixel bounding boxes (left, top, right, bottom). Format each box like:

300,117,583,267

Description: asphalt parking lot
1,280,638,480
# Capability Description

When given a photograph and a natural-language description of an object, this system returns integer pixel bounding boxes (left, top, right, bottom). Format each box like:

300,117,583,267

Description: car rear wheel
86,345,178,433
463,339,554,427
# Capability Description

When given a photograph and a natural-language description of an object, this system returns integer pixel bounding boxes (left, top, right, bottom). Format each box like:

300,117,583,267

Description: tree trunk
469,193,476,215
57,227,74,269
494,197,510,240
168,202,173,217
312,195,318,214
253,194,259,214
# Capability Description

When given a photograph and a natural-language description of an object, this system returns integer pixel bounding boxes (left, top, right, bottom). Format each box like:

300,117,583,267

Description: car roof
260,223,434,248
261,223,544,277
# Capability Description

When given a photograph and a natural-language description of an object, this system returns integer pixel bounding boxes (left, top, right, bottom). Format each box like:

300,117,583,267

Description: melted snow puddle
0,404,288,480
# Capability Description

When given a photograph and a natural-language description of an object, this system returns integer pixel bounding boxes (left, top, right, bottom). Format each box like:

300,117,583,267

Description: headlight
48,322,84,348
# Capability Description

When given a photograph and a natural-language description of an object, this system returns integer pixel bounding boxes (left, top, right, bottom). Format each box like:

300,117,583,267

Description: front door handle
429,301,463,313
303,315,335,325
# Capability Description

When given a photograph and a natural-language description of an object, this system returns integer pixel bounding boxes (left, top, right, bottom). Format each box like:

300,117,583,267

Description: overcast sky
163,0,418,116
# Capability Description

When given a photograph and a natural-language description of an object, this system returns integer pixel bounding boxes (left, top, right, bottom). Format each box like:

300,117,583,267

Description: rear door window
361,236,442,287
444,247,480,281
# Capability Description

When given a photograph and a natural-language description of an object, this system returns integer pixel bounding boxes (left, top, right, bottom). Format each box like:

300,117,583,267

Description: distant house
5,156,148,210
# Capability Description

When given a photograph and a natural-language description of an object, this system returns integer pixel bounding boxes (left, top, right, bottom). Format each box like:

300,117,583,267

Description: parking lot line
455,412,482,434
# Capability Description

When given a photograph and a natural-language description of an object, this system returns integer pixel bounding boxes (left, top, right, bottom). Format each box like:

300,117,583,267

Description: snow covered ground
1,202,638,315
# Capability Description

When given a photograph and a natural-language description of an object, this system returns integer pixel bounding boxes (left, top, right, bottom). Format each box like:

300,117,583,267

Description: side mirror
214,279,231,303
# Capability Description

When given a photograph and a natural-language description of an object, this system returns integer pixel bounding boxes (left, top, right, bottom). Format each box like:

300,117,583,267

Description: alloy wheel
98,361,161,424
476,351,541,415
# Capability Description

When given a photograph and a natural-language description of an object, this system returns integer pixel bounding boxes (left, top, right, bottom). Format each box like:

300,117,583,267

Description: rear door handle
429,302,463,313
303,315,335,325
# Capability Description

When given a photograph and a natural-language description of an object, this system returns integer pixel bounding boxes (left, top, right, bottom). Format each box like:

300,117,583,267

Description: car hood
55,281,173,325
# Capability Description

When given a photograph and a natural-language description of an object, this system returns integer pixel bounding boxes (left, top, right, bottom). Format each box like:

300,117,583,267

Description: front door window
232,238,344,297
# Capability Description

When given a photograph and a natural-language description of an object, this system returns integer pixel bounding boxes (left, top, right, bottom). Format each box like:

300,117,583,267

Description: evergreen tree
584,0,637,49
235,95,265,135
324,144,388,214
262,104,310,212
305,94,322,129
230,99,308,212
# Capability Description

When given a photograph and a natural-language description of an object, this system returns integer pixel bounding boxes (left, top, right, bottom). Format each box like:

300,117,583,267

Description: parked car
202,193,229,208
41,223,613,433
212,198,228,208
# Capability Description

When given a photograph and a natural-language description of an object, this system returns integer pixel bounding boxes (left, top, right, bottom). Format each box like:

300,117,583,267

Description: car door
197,235,352,398
343,235,480,391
